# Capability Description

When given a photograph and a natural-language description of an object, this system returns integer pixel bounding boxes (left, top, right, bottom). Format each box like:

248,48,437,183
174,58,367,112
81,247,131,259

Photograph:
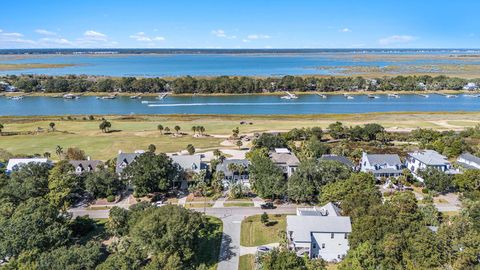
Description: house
360,152,403,178
215,159,250,187
406,150,460,181
320,154,355,170
457,152,480,169
170,154,208,174
463,82,478,91
269,148,300,177
69,159,103,174
287,202,351,262
116,151,144,174
6,158,51,174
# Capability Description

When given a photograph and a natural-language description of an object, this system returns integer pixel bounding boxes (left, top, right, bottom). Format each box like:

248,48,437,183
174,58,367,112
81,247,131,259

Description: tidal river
1,94,480,116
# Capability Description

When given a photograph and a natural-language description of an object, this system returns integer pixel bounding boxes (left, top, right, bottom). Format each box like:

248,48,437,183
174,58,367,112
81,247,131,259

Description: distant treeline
1,74,479,94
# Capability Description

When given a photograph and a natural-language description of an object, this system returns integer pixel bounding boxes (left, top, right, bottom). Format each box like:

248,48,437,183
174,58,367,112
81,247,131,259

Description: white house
269,148,300,177
215,159,250,187
6,158,51,174
406,150,459,181
457,152,480,169
360,152,403,178
463,82,478,91
287,202,351,262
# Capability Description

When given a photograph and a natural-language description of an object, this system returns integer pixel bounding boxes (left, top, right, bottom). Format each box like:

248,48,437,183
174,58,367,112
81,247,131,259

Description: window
331,233,334,239
321,243,325,249
312,243,316,249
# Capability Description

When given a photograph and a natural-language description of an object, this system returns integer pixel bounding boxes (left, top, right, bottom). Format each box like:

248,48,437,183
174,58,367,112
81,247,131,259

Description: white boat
141,100,150,104
445,94,458,98
346,95,354,100
280,95,292,100
130,94,142,99
63,94,79,99
387,93,400,98
317,93,327,98
281,91,298,100
367,94,380,99
101,95,116,99
417,93,429,98
9,96,24,100
463,94,479,98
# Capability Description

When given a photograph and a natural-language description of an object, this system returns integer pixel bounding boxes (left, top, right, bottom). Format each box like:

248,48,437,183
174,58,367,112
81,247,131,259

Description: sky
0,0,479,49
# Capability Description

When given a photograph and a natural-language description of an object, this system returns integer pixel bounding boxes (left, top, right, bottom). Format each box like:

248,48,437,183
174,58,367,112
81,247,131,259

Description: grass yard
224,202,254,207
239,254,255,270
1,112,479,159
185,202,214,209
240,214,287,247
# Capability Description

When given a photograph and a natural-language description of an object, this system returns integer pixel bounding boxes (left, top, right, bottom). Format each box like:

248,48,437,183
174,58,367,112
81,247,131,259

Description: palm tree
55,145,63,158
99,120,112,133
49,122,55,131
157,124,164,134
164,127,170,134
0,123,3,135
186,144,195,155
213,149,222,158
174,125,181,135
191,126,197,135
199,126,205,135
236,140,243,149
43,152,51,158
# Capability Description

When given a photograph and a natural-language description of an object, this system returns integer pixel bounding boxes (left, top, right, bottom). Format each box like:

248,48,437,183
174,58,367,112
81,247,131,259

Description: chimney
87,156,91,161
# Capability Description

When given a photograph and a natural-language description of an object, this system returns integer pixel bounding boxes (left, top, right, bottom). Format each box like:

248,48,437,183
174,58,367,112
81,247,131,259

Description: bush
107,195,116,202
422,188,430,194
413,182,423,187
261,212,269,225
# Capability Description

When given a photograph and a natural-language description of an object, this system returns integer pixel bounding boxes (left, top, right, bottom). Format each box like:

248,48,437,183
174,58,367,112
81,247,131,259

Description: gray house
69,160,103,174
269,148,300,177
215,159,250,187
170,154,208,174
457,152,480,169
360,152,403,178
116,151,144,174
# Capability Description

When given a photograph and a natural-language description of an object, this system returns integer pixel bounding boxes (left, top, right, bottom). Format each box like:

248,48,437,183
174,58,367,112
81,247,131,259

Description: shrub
422,188,430,194
107,195,116,202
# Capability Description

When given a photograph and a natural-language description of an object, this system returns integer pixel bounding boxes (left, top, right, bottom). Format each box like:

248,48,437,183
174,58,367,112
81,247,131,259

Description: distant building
457,152,480,169
269,148,300,177
215,159,250,187
360,152,403,178
6,158,51,174
116,151,144,174
287,202,351,262
463,82,478,91
406,150,459,181
320,154,355,170
69,159,103,174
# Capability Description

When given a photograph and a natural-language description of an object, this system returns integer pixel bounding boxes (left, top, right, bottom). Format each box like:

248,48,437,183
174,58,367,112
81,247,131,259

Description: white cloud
211,29,236,39
35,29,57,36
2,32,24,37
129,32,165,42
242,39,250,43
340,28,351,33
83,30,107,41
247,34,270,40
39,37,73,46
379,35,416,45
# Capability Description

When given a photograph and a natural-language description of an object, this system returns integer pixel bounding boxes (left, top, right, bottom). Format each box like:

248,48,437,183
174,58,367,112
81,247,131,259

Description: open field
240,214,287,247
0,112,479,159
239,254,255,270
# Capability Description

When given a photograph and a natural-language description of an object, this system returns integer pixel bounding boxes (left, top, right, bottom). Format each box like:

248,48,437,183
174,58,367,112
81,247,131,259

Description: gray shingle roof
409,150,449,166
116,153,142,174
365,154,402,166
69,160,103,172
216,159,249,176
170,154,207,173
320,155,354,168
458,152,480,165
287,216,352,242
269,151,300,166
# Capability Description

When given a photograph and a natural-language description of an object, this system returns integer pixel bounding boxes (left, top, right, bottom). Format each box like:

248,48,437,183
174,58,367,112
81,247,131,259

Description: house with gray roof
170,154,207,174
6,158,52,174
69,159,104,174
406,150,460,181
360,152,403,178
457,152,480,169
269,148,300,177
116,151,144,174
320,154,354,170
215,159,250,187
287,202,351,262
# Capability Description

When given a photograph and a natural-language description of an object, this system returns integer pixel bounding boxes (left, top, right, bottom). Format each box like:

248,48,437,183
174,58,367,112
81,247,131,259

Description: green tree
261,212,269,225
339,241,377,270
148,144,156,153
191,126,197,134
99,120,112,133
259,248,307,270
420,168,453,193
0,123,4,134
236,140,243,149
174,125,181,134
49,122,56,131
85,168,124,199
34,242,104,270
47,160,83,209
55,145,64,158
249,153,286,199
157,124,164,134
186,144,196,155
122,152,181,196
164,126,170,134
106,206,130,237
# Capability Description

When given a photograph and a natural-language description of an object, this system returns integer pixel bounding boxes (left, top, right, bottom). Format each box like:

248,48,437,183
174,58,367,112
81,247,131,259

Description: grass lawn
197,216,223,269
224,202,254,207
86,206,111,210
240,214,287,247
1,112,479,159
239,254,255,270
187,196,215,202
442,211,460,217
226,197,252,202
185,202,213,209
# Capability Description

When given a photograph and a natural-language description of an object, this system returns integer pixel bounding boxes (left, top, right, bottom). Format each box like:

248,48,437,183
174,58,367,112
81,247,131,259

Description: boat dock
281,91,298,99
157,92,169,100
416,93,430,98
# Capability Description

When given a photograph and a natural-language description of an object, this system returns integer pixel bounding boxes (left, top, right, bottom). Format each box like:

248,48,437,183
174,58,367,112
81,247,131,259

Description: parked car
260,202,275,209
152,201,166,207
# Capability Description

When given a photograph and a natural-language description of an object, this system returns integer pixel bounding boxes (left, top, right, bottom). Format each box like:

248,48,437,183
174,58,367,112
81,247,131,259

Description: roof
458,152,480,165
274,148,291,154
364,153,402,166
216,159,249,174
297,202,342,217
170,154,206,172
409,150,450,166
269,151,300,166
287,216,352,242
69,160,103,171
7,158,50,172
320,154,354,168
116,153,142,173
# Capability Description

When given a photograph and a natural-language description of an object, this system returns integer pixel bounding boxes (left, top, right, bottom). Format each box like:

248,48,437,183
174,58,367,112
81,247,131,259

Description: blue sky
0,0,479,49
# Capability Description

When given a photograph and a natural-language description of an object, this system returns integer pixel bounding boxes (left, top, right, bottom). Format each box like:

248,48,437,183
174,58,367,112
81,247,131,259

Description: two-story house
360,152,403,178
457,152,480,169
69,159,104,174
287,202,351,262
215,159,250,187
406,150,459,181
269,148,300,177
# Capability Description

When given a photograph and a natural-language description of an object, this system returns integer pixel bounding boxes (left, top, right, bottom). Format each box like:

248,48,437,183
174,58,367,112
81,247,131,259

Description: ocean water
1,93,479,116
